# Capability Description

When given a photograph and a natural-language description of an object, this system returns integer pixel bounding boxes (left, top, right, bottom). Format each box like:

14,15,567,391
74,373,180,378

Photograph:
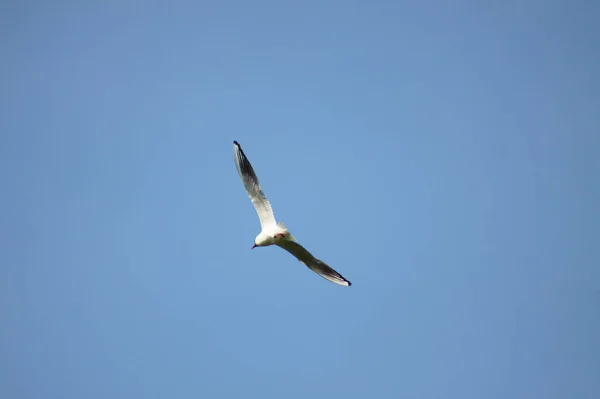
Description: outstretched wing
275,240,351,286
233,141,276,230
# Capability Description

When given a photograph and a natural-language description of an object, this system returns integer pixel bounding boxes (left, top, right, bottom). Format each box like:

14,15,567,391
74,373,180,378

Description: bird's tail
277,221,296,242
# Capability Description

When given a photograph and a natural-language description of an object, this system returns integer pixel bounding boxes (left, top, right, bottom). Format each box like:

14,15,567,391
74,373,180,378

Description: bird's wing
233,141,277,230
275,240,351,286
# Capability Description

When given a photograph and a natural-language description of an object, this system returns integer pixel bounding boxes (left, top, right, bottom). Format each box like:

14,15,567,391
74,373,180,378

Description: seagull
233,140,352,286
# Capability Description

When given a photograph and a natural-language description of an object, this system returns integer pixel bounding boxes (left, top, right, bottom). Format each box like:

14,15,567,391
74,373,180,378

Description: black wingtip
233,140,239,145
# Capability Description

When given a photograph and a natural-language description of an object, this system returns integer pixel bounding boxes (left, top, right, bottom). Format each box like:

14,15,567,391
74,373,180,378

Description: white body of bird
254,221,293,248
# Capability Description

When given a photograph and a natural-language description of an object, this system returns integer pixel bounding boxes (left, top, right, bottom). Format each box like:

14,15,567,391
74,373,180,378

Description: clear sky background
1,1,599,398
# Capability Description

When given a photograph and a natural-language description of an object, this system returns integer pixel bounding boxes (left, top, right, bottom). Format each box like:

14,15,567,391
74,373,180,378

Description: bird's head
252,233,269,250
251,235,260,250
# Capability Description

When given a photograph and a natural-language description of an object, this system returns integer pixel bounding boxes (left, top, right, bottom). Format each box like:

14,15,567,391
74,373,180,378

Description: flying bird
233,140,352,286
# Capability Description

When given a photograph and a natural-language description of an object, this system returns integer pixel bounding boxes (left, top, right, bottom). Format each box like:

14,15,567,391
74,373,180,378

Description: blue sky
1,1,599,398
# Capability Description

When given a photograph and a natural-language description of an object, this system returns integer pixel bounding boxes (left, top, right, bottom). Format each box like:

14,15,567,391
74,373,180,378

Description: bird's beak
251,244,257,250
